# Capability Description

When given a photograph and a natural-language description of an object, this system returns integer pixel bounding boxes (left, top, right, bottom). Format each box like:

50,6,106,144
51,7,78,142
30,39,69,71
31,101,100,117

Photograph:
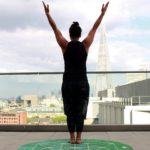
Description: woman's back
63,41,87,81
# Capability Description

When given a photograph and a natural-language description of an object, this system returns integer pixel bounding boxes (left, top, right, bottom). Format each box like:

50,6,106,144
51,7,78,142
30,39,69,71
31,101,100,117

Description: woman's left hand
42,1,50,15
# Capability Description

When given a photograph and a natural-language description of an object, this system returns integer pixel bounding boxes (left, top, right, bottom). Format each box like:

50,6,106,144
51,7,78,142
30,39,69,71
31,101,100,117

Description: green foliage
45,116,50,118
27,118,32,123
27,116,39,123
32,116,39,118
49,104,56,108
51,115,66,123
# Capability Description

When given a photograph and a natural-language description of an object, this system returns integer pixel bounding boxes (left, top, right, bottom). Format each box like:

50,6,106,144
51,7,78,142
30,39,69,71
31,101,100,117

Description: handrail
0,71,150,75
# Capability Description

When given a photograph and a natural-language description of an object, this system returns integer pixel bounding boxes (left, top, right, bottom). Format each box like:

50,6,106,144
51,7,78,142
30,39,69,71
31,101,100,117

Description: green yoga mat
18,139,134,150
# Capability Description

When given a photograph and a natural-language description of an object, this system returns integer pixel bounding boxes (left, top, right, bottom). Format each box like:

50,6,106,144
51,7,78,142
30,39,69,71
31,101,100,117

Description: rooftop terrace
1,131,150,150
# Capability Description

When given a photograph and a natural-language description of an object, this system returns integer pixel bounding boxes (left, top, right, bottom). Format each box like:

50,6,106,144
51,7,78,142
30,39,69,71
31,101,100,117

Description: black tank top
63,41,88,81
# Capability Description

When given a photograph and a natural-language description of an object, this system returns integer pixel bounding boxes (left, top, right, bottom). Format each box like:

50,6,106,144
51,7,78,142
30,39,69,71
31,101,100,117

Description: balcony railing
0,71,150,131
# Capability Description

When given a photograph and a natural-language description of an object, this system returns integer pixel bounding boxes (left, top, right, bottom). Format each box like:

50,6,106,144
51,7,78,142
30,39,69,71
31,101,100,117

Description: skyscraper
95,26,112,96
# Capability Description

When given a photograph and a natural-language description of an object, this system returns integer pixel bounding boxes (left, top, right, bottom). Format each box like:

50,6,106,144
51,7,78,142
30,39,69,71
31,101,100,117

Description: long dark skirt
61,80,89,119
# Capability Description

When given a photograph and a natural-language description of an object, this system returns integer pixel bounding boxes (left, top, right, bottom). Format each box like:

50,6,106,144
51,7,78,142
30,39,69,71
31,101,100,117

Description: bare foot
76,138,82,144
70,138,76,144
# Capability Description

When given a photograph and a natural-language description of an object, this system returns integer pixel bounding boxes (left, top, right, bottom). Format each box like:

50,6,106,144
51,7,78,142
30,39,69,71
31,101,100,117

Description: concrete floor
0,132,150,150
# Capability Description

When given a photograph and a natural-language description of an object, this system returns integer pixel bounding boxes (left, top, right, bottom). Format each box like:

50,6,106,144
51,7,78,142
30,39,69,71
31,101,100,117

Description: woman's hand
101,1,109,15
42,1,50,15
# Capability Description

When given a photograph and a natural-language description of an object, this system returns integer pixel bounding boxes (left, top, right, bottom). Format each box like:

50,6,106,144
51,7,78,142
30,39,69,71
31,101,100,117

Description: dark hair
69,22,82,39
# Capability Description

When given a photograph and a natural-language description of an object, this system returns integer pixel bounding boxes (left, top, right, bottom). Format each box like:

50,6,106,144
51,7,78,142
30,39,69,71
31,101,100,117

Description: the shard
95,26,112,97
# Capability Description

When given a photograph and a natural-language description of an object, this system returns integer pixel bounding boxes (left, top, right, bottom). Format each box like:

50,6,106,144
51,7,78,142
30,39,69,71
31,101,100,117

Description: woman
42,1,109,144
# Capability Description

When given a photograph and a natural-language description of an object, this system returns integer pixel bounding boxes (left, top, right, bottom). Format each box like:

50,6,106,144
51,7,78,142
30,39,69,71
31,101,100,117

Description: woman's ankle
76,132,82,144
70,132,75,138
76,132,82,138
69,132,76,144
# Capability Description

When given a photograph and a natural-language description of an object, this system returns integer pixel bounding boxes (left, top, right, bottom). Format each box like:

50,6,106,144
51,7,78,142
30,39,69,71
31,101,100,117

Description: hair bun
73,22,79,26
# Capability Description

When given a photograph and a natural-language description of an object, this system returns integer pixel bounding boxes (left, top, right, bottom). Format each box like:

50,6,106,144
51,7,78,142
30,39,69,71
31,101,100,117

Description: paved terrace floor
0,132,150,150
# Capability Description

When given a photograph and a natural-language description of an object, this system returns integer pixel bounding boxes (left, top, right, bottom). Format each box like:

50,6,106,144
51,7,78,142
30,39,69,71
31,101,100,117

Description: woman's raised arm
82,2,109,53
42,1,68,53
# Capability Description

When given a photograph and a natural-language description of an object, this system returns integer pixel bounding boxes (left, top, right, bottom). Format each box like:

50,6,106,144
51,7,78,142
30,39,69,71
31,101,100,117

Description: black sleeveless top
63,41,88,81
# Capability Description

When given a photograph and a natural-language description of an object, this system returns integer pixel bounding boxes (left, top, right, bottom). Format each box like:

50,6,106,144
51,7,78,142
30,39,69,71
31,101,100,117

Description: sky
0,0,150,72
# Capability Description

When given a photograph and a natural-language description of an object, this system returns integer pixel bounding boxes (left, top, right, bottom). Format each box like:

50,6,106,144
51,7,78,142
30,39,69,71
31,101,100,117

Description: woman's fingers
102,1,109,13
106,2,109,8
105,1,109,10
42,1,47,11
42,1,46,8
42,1,49,14
47,4,49,10
102,4,104,9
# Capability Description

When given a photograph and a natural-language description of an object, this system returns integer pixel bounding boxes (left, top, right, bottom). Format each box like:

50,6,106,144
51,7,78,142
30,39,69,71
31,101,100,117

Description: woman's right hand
101,1,109,16
42,1,50,15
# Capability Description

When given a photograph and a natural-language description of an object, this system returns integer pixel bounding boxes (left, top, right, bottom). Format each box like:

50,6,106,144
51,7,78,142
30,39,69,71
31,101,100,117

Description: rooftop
1,131,150,150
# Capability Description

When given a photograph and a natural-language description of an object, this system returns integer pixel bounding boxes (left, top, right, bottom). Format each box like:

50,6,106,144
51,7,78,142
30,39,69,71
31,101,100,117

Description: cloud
0,0,149,72
109,27,150,38
0,0,45,31
109,41,150,70
0,0,149,31
0,0,94,31
104,0,150,31
0,0,150,99
0,28,64,72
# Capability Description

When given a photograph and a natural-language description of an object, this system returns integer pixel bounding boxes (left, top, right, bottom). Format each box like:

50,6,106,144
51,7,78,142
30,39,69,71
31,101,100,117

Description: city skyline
0,74,97,98
0,0,149,72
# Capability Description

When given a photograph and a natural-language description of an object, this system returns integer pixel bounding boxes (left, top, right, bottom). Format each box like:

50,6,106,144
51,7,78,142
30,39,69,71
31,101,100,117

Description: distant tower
95,26,112,96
